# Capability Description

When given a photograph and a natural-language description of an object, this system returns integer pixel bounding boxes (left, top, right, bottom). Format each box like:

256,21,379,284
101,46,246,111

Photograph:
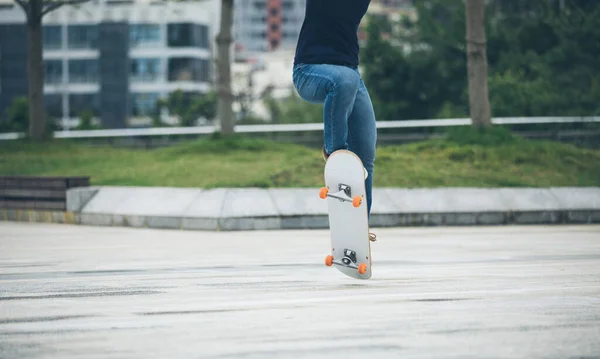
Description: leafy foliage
264,93,323,124
0,96,60,134
360,0,600,121
157,90,217,126
0,97,29,132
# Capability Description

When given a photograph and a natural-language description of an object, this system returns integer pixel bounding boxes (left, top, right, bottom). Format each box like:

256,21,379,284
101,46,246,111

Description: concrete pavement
1,222,599,358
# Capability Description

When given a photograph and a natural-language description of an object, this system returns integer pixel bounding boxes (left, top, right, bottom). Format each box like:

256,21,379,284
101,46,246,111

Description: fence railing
0,116,598,141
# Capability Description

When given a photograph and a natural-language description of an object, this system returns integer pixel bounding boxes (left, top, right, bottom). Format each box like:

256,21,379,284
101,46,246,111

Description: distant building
233,0,306,61
229,0,417,123
232,48,296,121
0,0,219,129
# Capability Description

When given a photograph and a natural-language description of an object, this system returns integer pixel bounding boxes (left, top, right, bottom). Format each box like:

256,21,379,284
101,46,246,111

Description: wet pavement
1,222,599,358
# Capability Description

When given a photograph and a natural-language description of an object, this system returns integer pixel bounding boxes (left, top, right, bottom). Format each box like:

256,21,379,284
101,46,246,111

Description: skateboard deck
319,149,372,279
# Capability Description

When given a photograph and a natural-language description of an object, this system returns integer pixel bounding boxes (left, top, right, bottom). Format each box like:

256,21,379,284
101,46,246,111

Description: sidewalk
2,223,599,358
3,186,591,231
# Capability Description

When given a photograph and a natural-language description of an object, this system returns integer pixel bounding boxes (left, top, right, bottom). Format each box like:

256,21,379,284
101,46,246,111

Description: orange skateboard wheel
319,187,329,199
352,196,362,207
325,255,334,266
357,263,367,274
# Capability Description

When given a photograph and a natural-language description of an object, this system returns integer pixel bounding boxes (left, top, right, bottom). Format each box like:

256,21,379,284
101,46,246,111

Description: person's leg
347,73,377,219
292,63,361,155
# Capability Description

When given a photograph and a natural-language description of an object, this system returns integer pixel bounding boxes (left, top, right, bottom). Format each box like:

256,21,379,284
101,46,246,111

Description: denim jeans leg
347,78,377,217
292,63,375,218
292,64,361,155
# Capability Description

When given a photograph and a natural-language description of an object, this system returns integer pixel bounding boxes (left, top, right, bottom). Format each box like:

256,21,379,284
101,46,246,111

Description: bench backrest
0,176,90,211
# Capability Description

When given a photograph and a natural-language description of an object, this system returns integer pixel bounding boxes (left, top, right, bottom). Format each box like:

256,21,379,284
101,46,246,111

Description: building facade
233,0,306,57
0,0,219,129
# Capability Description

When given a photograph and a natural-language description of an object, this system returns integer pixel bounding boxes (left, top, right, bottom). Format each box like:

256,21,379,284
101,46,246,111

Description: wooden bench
0,176,90,211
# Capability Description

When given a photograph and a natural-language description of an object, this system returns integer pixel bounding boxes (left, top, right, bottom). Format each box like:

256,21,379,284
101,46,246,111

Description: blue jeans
292,63,377,217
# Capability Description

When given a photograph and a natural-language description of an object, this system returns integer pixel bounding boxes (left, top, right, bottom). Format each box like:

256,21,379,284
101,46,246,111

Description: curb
2,210,599,230
1,209,79,225
2,186,599,231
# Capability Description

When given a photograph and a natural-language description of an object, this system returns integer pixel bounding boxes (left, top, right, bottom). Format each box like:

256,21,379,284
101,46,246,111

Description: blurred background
0,0,598,189
1,3,598,356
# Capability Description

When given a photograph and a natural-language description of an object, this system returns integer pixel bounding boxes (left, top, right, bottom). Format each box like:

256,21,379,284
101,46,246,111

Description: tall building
0,0,219,129
233,0,306,58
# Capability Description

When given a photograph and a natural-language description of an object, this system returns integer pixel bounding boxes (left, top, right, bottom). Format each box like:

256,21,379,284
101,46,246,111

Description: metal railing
0,116,598,140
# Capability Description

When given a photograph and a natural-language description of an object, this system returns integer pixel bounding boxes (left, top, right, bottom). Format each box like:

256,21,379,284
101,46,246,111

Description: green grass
1,131,599,188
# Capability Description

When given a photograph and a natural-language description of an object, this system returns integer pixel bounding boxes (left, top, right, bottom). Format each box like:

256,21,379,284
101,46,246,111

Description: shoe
322,146,368,179
369,232,377,242
322,146,329,161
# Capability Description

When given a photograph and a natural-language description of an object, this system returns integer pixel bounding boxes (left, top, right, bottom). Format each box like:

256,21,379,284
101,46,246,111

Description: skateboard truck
319,183,363,208
325,248,368,275
340,248,357,267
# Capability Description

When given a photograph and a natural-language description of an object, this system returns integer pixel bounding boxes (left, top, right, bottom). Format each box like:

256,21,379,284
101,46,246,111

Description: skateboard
319,149,372,279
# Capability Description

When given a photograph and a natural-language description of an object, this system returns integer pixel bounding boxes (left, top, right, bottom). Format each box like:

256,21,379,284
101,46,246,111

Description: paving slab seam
2,209,600,231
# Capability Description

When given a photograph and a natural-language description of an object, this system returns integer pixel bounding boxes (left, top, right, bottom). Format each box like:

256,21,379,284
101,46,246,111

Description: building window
130,58,161,82
43,25,62,50
69,93,100,117
131,92,160,116
168,57,210,82
168,23,191,47
44,94,63,118
199,58,210,82
168,58,193,81
68,59,98,83
167,23,209,49
195,24,209,49
67,25,98,49
283,30,298,39
129,24,161,48
44,60,62,84
282,1,295,10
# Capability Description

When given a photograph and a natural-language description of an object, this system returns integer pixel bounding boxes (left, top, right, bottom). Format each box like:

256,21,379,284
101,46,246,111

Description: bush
1,97,28,132
446,125,517,146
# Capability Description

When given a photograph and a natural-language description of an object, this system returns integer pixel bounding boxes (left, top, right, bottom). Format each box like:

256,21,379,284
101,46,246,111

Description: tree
361,2,471,122
361,0,600,125
215,0,235,135
13,0,90,141
14,0,236,140
157,90,217,126
465,0,492,128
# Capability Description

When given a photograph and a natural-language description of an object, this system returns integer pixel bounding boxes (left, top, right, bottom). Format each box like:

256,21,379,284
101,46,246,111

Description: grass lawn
0,132,598,188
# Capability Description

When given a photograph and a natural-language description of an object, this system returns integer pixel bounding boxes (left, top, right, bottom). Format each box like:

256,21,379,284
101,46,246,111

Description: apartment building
233,0,306,58
0,0,219,129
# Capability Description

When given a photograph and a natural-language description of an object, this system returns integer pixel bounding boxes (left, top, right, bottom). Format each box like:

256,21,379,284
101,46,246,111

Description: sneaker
369,232,377,242
322,146,329,161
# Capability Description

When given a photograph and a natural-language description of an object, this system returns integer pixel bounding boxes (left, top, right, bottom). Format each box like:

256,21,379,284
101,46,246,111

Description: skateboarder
292,0,377,242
